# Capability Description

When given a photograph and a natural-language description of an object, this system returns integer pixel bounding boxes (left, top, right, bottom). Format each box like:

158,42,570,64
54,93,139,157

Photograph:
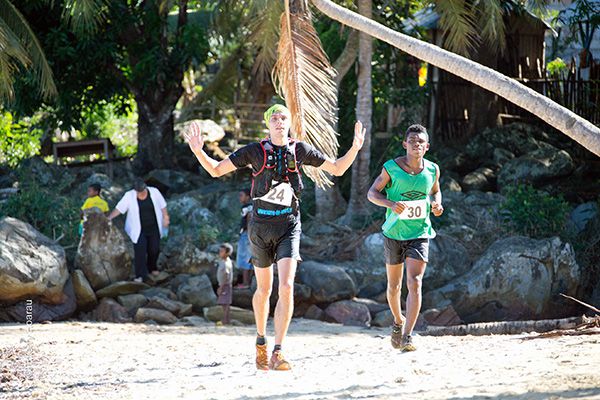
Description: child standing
79,183,109,235
217,243,234,325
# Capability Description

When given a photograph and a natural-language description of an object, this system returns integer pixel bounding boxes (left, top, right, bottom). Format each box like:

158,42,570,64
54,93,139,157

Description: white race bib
255,181,294,207
398,199,428,220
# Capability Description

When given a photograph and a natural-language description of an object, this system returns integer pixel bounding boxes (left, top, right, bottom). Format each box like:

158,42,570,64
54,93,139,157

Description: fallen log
420,316,584,336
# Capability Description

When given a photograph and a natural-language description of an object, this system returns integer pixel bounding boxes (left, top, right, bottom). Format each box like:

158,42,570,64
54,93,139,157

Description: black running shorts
383,236,429,265
247,217,302,268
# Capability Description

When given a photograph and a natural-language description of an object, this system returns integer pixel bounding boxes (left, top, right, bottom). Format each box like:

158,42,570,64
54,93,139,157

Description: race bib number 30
398,199,427,220
257,181,294,207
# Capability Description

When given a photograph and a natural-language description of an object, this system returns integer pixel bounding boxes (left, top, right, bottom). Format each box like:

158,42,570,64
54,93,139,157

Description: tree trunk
420,316,583,336
310,0,600,157
135,96,177,172
342,0,373,223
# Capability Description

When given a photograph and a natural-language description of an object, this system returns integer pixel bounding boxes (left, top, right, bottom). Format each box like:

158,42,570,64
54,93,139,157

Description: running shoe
391,322,404,349
256,344,269,371
269,350,291,371
400,334,416,352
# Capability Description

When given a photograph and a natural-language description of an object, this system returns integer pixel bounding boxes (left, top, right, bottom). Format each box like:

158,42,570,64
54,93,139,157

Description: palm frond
479,0,506,54
435,0,478,57
61,0,109,35
248,0,283,87
272,0,339,187
0,21,29,103
0,0,56,101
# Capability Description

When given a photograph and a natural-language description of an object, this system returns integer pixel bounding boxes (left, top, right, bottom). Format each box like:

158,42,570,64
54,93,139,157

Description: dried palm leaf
273,0,339,187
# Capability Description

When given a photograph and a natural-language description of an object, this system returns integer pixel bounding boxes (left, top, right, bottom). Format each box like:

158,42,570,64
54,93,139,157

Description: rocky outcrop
297,261,357,304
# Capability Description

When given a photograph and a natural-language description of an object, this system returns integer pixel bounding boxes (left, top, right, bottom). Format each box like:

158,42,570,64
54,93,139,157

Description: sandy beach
1,319,599,400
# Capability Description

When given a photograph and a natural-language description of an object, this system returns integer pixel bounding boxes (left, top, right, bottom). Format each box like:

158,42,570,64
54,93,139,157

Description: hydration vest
251,139,304,201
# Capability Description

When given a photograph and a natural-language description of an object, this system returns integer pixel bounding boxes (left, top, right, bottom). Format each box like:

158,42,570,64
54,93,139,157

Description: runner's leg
386,263,406,326
274,257,297,346
252,265,273,337
404,257,426,335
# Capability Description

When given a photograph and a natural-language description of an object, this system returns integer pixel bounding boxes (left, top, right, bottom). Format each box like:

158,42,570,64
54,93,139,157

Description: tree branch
333,28,359,86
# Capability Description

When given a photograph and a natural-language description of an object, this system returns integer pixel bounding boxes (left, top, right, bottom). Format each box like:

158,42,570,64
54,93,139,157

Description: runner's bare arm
430,164,444,216
183,122,237,178
320,121,366,176
367,168,405,214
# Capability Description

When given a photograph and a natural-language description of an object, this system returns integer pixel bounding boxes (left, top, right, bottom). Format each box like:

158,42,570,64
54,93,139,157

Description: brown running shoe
256,344,269,371
269,350,292,371
400,334,416,352
391,322,404,349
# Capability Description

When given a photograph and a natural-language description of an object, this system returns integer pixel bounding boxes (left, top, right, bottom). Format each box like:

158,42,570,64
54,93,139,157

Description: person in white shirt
108,179,169,282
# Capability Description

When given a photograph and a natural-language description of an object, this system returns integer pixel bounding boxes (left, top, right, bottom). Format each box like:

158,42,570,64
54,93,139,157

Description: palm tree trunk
310,0,600,157
343,0,373,223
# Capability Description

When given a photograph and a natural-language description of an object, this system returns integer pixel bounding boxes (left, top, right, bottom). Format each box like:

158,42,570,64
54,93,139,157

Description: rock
440,175,462,192
461,167,495,192
176,303,193,318
145,271,171,286
169,274,193,293
443,190,505,231
71,270,98,310
134,308,178,325
570,202,598,233
176,316,211,327
141,287,178,301
465,123,546,160
177,274,217,311
0,217,68,304
493,148,515,165
231,286,255,310
166,197,217,236
95,281,150,298
75,213,133,290
158,235,218,280
421,305,462,326
117,294,148,313
425,234,472,291
146,296,181,315
304,305,326,321
0,278,77,322
358,281,387,300
371,310,394,327
442,152,479,173
145,169,198,195
94,297,131,323
203,306,255,324
297,261,357,303
351,298,388,316
426,236,582,322
325,300,371,327
178,119,225,143
498,146,575,189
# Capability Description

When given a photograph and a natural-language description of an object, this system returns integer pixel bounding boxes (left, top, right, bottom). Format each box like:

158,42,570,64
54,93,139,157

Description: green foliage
0,165,80,247
500,184,571,238
0,110,43,167
547,57,567,77
198,224,221,250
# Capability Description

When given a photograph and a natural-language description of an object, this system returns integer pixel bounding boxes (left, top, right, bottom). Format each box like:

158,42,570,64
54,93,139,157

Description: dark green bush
500,184,571,238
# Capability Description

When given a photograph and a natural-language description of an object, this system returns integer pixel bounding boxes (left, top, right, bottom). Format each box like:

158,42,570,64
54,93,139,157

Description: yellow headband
264,104,291,128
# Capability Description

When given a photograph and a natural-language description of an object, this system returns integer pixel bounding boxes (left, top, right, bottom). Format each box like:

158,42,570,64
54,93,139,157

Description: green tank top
382,158,437,241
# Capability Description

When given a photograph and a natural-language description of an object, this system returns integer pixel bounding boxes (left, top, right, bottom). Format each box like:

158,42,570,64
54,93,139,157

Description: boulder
203,306,255,325
75,213,133,290
95,281,150,298
169,274,193,293
134,308,178,325
145,169,198,195
71,270,98,310
465,123,547,160
158,236,218,280
498,146,575,189
232,286,255,310
176,316,211,327
166,197,217,235
570,202,598,233
425,234,472,291
146,296,181,315
93,297,131,323
141,287,178,301
304,305,326,321
0,217,68,304
371,310,394,327
461,167,495,192
351,298,388,317
145,271,171,286
421,305,462,326
176,303,193,318
325,300,371,327
426,236,581,322
0,278,77,322
440,175,462,192
492,148,515,165
176,274,217,311
297,261,357,303
117,294,148,314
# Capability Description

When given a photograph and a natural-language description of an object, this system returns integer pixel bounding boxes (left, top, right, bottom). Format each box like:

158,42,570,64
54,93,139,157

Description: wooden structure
52,138,116,178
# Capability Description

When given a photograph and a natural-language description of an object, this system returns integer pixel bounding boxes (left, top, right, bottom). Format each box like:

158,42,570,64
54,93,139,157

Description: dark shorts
383,236,429,265
247,217,301,268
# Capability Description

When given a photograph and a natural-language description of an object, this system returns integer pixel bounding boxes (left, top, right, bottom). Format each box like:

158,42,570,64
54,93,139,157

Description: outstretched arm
367,168,406,214
319,121,366,176
184,121,237,178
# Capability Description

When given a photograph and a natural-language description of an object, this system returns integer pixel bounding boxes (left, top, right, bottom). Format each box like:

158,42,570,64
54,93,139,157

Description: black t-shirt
229,141,327,221
138,194,158,234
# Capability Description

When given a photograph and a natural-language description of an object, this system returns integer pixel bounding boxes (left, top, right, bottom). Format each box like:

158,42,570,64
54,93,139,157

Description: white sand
1,319,599,400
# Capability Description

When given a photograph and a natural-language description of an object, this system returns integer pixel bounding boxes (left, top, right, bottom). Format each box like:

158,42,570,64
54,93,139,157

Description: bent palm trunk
310,0,600,157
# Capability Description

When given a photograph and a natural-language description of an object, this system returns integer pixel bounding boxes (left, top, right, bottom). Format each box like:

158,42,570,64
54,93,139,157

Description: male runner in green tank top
367,124,443,351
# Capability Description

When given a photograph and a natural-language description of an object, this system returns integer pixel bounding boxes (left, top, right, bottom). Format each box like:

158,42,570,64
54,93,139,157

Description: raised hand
352,120,366,150
431,201,444,217
183,121,204,154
